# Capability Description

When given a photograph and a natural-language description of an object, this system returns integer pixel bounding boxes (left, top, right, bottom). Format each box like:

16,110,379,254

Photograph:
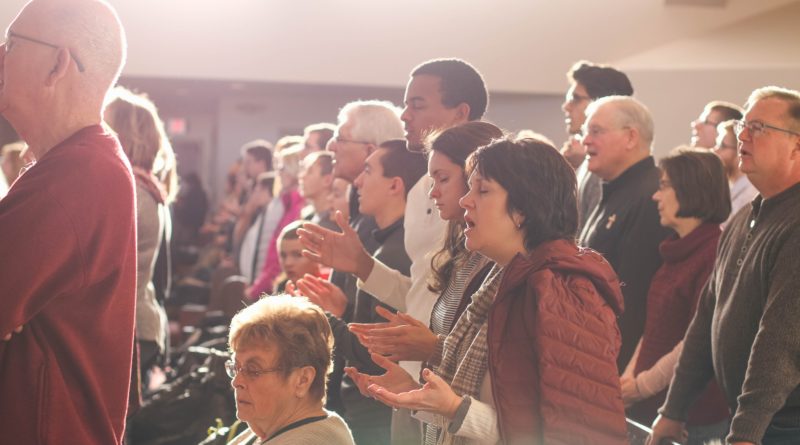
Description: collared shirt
724,174,758,227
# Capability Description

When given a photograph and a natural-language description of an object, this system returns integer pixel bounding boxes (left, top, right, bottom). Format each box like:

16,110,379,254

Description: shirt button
737,259,743,266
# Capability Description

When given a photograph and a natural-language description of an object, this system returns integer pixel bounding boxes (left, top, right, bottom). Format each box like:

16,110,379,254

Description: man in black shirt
578,96,671,370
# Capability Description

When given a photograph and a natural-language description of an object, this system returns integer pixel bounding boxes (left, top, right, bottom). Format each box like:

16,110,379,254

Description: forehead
405,74,443,103
429,150,458,169
279,237,301,250
233,344,276,364
305,132,320,144
567,82,588,97
745,97,789,122
586,103,615,126
701,107,725,120
364,148,386,169
336,118,354,136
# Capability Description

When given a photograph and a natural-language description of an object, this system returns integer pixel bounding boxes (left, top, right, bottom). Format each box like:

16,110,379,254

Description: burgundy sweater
630,222,729,426
0,126,137,445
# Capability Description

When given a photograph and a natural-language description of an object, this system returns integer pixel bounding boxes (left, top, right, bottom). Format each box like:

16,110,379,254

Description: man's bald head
12,0,126,97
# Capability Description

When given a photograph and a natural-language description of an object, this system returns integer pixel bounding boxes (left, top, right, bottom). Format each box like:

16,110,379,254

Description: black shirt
578,156,672,369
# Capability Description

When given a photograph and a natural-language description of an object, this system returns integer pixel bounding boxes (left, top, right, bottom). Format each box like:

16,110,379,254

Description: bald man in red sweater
0,1,136,444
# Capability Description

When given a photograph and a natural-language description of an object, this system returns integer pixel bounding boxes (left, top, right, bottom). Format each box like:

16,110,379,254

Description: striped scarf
432,264,504,445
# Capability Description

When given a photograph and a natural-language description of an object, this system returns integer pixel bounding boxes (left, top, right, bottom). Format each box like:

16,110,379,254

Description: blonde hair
105,86,178,202
229,295,333,401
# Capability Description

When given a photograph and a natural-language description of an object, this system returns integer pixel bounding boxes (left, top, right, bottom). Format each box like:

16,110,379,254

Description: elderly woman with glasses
226,295,355,445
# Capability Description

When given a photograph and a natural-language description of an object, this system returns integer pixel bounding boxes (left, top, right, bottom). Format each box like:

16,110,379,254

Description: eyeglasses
566,93,591,105
332,136,371,145
582,125,629,139
4,31,85,73
734,120,800,138
224,360,283,379
693,118,720,128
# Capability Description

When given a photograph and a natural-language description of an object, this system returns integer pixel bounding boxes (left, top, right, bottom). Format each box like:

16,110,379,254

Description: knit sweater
661,182,800,444
0,125,137,445
630,223,728,426
228,412,355,445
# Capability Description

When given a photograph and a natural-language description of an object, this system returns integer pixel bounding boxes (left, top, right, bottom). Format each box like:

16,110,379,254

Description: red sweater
631,223,729,426
0,126,137,445
488,240,628,445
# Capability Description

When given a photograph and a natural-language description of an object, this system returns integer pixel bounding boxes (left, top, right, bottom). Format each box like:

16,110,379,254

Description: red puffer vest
487,239,628,445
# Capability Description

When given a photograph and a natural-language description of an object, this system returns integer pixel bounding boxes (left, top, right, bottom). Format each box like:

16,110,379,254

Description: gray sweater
661,182,800,443
228,412,354,445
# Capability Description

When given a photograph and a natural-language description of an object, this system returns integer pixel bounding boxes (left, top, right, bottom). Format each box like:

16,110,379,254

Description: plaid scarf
433,264,505,445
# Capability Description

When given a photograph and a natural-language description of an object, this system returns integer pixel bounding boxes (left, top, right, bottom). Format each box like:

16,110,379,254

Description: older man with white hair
578,96,671,371
0,1,136,444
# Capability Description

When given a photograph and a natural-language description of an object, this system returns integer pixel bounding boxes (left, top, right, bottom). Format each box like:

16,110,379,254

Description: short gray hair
586,95,654,151
746,86,800,132
337,100,404,145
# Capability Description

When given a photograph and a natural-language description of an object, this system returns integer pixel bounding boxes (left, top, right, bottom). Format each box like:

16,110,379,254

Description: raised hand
295,274,348,318
349,306,439,362
368,368,462,419
298,211,374,280
344,352,420,399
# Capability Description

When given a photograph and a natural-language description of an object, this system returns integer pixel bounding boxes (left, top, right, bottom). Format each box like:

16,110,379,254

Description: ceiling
0,0,798,93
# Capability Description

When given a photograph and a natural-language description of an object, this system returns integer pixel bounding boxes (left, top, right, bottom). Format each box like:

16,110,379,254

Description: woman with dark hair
621,147,731,445
349,122,502,363
348,137,628,445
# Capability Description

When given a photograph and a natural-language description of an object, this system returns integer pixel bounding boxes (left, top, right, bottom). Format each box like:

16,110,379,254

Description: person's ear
322,173,334,188
624,126,640,151
292,366,316,398
454,103,471,124
511,210,525,229
46,48,71,87
390,177,405,196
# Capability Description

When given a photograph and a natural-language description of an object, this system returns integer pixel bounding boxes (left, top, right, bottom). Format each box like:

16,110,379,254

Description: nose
737,127,752,143
428,182,439,200
562,99,571,113
353,171,364,189
652,190,660,202
459,190,473,210
231,371,245,389
400,106,411,124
